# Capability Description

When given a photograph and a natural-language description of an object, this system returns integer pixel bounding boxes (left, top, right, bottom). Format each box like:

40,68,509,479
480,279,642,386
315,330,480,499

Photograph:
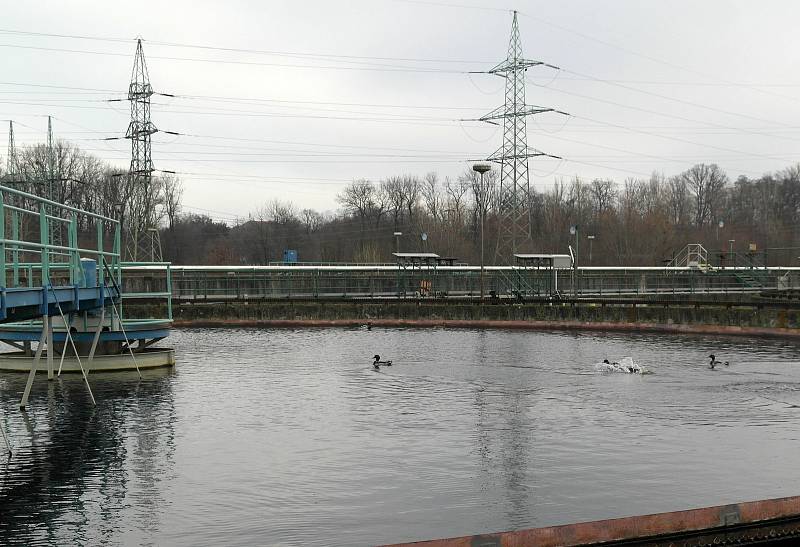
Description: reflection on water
0,327,799,546
0,369,176,546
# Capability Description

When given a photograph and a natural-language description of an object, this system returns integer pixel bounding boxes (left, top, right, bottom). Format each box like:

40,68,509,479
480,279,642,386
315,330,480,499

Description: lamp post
587,234,595,265
569,225,579,267
472,163,491,300
393,231,402,256
570,225,579,296
717,219,724,245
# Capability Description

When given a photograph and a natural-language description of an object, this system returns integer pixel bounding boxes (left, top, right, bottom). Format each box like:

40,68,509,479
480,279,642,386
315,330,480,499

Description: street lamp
717,219,724,244
570,225,579,296
569,224,579,267
393,231,402,256
587,234,595,265
472,163,491,300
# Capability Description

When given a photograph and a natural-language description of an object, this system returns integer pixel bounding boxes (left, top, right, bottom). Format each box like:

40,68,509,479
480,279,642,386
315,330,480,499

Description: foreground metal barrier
381,495,800,546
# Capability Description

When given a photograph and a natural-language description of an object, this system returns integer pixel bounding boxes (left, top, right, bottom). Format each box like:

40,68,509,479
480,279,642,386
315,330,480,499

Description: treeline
159,163,800,267
0,140,181,255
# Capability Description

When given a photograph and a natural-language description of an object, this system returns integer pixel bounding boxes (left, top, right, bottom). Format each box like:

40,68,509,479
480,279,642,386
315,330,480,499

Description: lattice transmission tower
480,11,564,261
125,38,161,262
47,115,54,200
6,121,17,178
46,116,66,249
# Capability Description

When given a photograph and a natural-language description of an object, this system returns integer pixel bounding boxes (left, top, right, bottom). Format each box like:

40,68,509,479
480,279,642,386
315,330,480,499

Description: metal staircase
667,244,709,270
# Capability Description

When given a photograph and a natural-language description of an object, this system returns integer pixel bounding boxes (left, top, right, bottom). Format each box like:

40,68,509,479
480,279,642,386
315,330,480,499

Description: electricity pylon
6,121,17,178
125,38,161,262
480,11,565,261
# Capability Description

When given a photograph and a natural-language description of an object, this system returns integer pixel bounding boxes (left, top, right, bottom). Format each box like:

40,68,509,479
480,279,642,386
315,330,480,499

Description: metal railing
0,184,122,290
118,264,800,301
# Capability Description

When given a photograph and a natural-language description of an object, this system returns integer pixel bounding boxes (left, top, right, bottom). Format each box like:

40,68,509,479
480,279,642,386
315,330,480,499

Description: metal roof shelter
435,256,459,266
392,252,440,267
514,254,572,269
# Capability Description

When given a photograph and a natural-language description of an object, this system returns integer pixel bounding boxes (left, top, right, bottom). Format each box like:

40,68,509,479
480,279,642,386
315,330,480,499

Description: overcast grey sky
2,0,800,223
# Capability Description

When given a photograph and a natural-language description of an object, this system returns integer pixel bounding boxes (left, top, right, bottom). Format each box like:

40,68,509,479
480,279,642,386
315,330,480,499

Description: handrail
0,238,120,257
4,202,72,224
0,184,118,223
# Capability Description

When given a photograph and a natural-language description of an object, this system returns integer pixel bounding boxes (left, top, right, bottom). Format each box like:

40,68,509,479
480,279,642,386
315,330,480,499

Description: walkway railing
0,184,122,290
119,264,800,301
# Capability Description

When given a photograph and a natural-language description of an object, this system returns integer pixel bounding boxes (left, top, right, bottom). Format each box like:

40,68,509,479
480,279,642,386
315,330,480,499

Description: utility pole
479,11,565,263
126,38,160,262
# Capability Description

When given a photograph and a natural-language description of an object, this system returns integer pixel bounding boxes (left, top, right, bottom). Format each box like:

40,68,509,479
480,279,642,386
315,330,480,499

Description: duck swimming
599,358,645,374
373,354,392,369
708,354,729,369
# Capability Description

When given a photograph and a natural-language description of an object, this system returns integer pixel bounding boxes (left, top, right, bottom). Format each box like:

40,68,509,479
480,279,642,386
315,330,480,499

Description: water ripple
0,327,799,545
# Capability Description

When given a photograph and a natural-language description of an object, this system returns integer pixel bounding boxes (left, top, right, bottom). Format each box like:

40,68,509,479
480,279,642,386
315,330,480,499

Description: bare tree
301,208,323,234
400,174,421,226
665,175,691,226
444,175,469,225
380,176,405,228
421,171,442,220
162,175,183,231
680,163,728,226
336,179,375,228
589,178,617,218
267,198,297,224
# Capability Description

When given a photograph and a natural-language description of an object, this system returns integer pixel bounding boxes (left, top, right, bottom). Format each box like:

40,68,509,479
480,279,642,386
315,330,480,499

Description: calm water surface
1,327,800,546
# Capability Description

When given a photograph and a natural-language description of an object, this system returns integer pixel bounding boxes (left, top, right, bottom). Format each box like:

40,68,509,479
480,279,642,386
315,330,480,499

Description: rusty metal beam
380,495,800,547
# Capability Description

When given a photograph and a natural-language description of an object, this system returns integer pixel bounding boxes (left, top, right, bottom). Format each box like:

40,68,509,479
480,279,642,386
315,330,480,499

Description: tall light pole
717,219,724,245
473,163,491,300
570,224,579,296
394,231,402,256
587,234,595,265
569,225,579,267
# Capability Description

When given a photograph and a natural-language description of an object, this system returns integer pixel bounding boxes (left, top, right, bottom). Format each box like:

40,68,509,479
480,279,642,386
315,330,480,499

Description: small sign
749,243,757,252
283,249,298,263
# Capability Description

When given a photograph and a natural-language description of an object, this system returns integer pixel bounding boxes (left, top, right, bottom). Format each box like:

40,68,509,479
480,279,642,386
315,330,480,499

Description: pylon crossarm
489,59,546,74
485,151,553,162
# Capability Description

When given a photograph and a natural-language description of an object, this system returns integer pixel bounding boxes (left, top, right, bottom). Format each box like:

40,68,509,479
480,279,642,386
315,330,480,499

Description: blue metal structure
0,185,174,408
0,185,121,323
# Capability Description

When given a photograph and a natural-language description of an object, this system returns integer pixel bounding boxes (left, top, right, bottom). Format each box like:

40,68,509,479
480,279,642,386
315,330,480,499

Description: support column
20,317,48,409
46,315,53,380
86,306,106,374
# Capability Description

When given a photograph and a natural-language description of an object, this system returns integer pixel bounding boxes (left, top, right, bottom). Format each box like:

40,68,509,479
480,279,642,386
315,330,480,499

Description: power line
0,27,491,65
528,78,800,146
560,68,795,128
516,12,800,105
0,99,486,127
573,113,790,163
0,43,473,74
